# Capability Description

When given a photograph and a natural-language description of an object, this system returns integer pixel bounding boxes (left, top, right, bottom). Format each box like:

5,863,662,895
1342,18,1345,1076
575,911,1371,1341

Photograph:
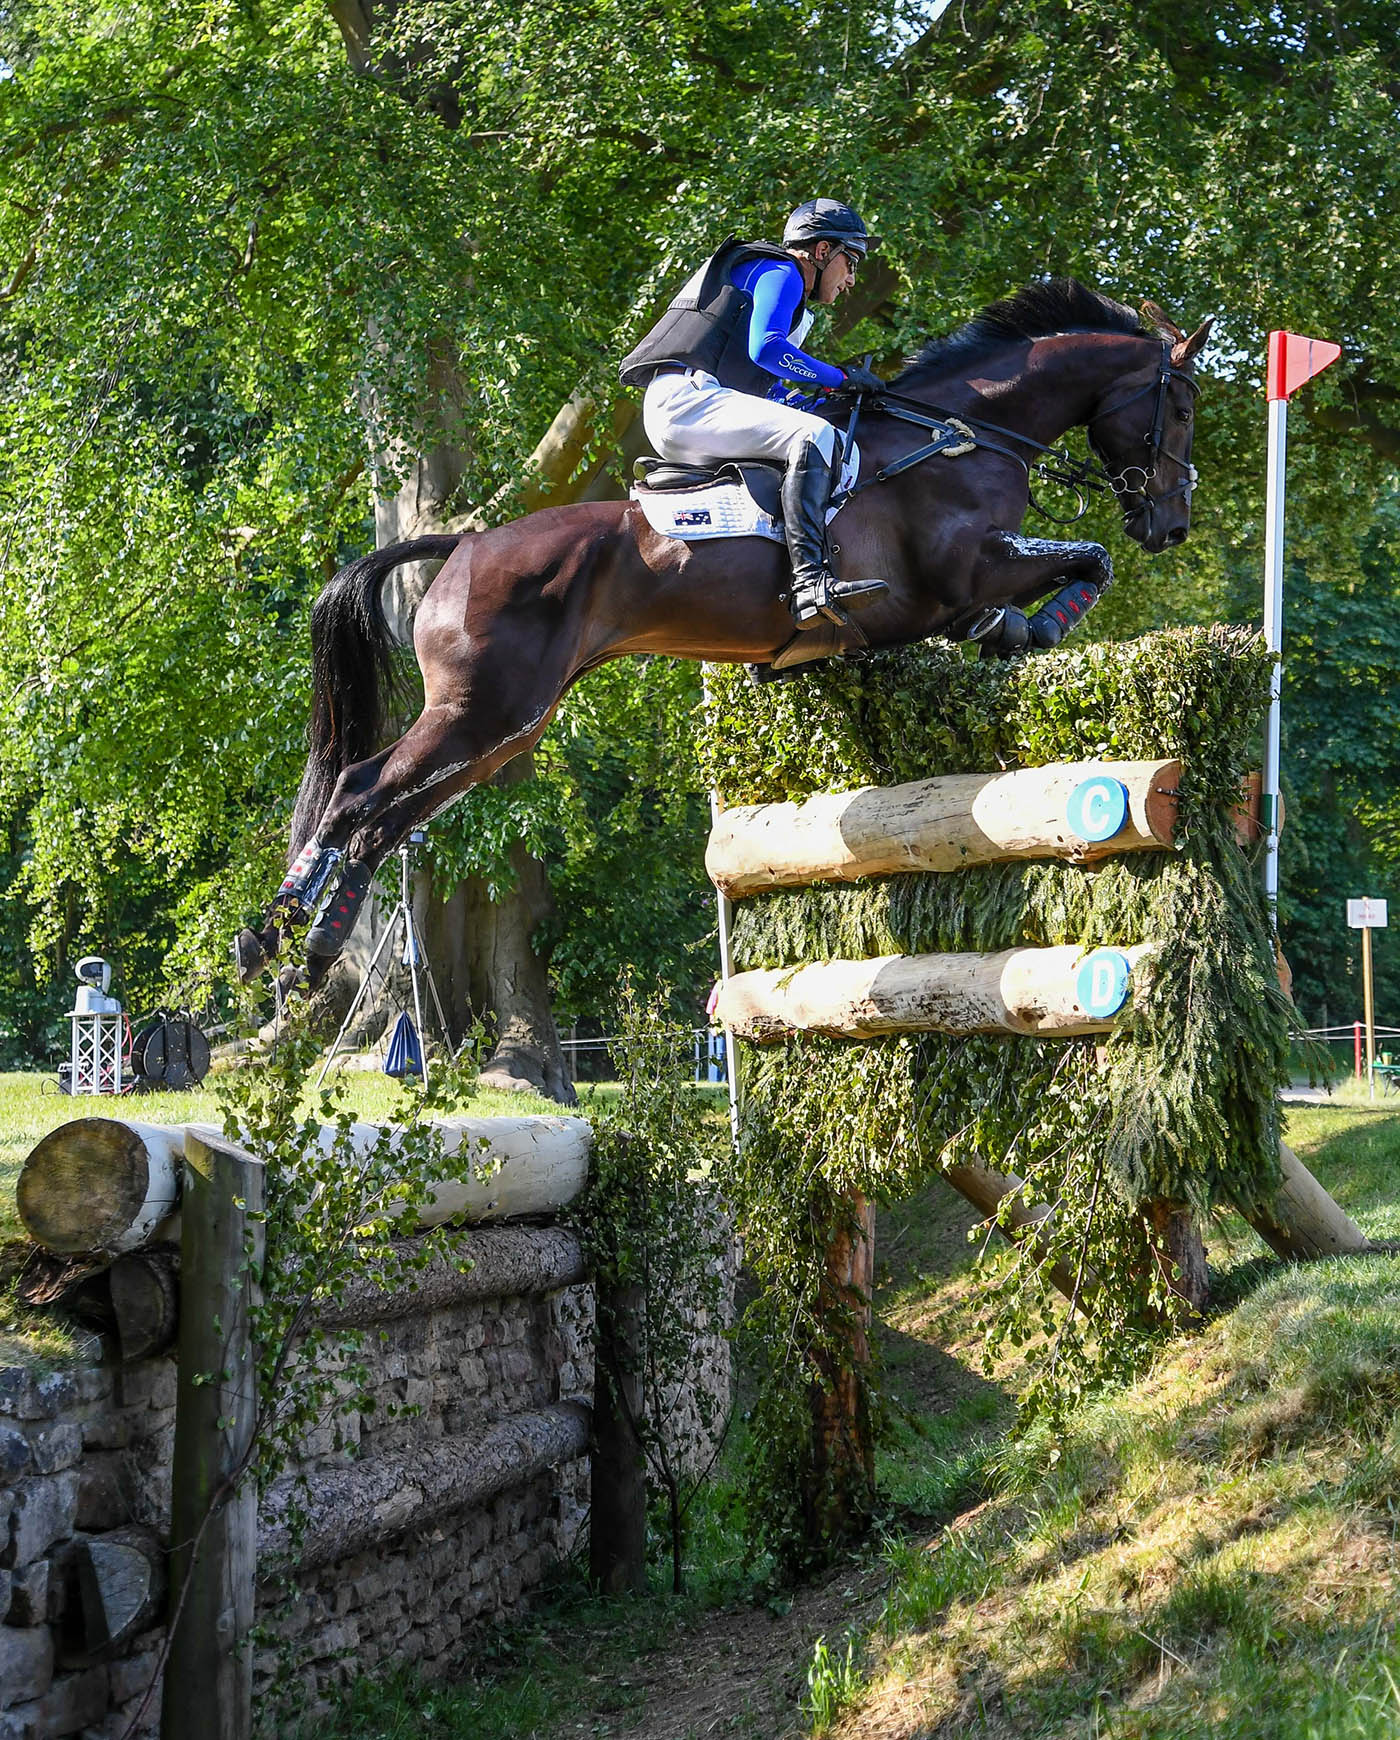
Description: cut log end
109,1247,180,1362
17,1119,152,1255
74,1529,165,1658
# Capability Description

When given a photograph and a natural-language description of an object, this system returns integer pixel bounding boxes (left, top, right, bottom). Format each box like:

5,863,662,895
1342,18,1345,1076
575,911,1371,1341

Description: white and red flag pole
1262,330,1341,914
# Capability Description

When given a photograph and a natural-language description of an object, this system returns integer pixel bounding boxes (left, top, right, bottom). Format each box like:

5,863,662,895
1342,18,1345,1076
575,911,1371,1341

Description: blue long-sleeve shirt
729,256,846,392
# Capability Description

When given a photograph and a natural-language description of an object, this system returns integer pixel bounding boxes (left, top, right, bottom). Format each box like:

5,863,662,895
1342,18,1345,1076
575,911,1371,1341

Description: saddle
629,449,859,544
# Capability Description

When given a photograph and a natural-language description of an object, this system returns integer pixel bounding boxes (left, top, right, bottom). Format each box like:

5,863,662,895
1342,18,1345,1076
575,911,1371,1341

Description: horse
235,278,1212,995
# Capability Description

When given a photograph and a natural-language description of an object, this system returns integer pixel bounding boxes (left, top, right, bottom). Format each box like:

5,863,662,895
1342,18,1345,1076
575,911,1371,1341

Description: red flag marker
1267,331,1343,402
1262,329,1341,916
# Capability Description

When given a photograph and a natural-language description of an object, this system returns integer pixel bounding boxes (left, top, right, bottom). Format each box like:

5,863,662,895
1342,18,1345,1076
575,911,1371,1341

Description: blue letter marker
1076,948,1132,1019
1065,776,1129,843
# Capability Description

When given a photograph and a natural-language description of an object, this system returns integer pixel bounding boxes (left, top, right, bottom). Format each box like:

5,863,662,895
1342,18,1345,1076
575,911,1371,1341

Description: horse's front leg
964,532,1115,655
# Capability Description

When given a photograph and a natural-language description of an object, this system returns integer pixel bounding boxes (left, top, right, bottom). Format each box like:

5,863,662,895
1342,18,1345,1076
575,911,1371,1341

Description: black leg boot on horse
771,437,887,672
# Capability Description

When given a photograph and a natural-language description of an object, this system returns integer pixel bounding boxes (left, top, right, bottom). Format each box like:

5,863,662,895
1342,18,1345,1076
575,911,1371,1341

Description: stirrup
791,574,888,627
769,615,868,672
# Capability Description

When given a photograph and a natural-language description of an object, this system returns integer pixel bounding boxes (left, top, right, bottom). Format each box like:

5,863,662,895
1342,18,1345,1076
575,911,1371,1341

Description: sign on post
1346,898,1388,1099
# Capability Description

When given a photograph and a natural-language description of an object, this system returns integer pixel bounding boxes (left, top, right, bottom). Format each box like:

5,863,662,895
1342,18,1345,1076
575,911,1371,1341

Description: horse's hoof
274,962,307,1004
304,952,336,994
233,926,276,984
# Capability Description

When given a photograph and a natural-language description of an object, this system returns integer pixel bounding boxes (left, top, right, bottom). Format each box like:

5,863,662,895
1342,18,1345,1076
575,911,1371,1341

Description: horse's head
1087,305,1213,554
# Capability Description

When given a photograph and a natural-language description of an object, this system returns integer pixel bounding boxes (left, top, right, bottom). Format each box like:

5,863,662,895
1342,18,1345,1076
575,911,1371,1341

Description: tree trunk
803,1194,876,1558
367,387,574,1102
415,754,574,1102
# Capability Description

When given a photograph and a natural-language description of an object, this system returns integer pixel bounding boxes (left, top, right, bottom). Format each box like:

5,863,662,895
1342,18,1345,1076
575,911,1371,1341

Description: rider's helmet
782,198,879,258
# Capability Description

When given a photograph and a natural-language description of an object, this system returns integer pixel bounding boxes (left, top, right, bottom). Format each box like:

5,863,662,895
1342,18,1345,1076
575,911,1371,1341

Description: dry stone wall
1,1219,735,1738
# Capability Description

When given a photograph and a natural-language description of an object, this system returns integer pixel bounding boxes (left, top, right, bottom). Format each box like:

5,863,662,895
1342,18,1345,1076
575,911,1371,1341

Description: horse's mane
891,277,1148,386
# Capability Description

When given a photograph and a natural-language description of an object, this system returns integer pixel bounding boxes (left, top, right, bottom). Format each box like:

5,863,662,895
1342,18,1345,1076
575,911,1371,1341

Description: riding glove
841,364,886,395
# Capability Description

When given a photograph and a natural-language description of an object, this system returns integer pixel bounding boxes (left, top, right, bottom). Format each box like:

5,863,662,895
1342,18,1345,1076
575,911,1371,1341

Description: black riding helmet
782,198,879,258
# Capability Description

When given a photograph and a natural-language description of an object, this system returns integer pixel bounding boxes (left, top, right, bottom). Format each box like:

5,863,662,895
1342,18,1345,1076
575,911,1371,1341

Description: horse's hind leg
289,692,556,994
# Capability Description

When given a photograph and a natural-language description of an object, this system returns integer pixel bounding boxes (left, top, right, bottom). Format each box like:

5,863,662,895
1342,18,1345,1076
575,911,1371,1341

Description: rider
619,199,888,634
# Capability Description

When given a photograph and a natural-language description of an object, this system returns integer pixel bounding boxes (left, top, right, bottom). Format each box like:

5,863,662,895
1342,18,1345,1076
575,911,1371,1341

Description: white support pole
1262,396,1289,916
700,669,741,1147
711,791,740,1146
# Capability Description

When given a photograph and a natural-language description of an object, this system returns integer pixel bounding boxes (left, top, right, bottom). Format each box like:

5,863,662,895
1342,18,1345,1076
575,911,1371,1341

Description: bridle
1086,342,1201,540
840,340,1200,531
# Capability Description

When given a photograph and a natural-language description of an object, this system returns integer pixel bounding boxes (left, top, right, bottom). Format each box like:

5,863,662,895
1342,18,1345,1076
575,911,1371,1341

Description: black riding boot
781,440,887,628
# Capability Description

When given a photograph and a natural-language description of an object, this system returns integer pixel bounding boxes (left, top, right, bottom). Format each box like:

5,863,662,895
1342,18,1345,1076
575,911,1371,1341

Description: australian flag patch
673,508,712,527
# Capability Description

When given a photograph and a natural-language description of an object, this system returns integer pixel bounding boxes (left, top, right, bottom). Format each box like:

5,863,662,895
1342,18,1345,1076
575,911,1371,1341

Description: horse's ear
1140,299,1186,343
1171,316,1214,366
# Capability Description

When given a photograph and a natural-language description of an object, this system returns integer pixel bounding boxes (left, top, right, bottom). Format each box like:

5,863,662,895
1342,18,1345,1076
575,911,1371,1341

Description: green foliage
570,985,729,1590
702,628,1293,1558
3,0,1399,1051
802,1633,864,1734
209,1006,482,1702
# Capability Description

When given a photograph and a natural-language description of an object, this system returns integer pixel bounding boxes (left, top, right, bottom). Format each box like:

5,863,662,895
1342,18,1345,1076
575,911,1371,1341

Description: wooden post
1240,1142,1371,1260
589,1281,647,1595
162,1128,263,1740
804,1194,876,1557
1363,923,1376,1101
1144,1199,1210,1315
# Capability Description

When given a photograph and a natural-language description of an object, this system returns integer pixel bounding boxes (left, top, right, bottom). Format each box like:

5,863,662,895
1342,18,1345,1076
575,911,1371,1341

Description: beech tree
0,0,1397,1064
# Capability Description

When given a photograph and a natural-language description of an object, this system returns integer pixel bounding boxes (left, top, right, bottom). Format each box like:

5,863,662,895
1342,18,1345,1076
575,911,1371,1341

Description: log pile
15,1114,593,1364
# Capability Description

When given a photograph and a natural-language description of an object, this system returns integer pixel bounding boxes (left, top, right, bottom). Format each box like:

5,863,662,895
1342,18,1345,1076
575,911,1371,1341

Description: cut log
258,1402,591,1573
1237,1142,1371,1260
108,1246,180,1362
321,1225,586,1328
17,1118,182,1256
942,1163,1095,1306
716,944,1154,1042
705,759,1181,897
332,1114,591,1226
74,1527,166,1656
16,1114,591,1258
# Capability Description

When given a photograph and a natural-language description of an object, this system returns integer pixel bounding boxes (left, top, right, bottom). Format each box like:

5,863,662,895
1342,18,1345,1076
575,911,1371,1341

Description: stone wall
1,1222,734,1739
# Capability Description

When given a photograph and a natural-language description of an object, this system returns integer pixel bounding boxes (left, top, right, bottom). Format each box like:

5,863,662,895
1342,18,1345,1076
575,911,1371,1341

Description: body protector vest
619,238,805,398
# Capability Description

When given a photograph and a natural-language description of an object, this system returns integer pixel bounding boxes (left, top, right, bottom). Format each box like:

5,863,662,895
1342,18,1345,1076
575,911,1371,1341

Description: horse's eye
1176,407,1193,423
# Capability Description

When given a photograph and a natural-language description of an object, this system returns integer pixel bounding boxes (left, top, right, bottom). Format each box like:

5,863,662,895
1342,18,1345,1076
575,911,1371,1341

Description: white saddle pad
630,445,860,544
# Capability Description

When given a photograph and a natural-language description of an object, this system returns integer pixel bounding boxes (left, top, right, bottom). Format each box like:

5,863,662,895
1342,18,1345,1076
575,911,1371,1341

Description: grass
843,1252,1400,1739
3,1081,1399,1738
0,1066,571,1364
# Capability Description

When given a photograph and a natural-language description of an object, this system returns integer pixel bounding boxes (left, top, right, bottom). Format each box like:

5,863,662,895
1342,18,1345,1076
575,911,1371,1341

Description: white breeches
642,370,840,469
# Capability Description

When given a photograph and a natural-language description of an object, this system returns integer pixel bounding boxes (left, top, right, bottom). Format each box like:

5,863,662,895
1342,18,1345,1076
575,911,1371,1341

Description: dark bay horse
236,280,1211,993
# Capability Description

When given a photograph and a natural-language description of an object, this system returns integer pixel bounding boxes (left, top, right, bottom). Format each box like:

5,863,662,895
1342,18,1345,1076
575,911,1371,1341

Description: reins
838,341,1199,529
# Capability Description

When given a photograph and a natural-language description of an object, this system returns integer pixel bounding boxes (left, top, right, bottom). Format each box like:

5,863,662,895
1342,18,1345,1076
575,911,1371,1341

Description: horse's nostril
1165,526,1187,547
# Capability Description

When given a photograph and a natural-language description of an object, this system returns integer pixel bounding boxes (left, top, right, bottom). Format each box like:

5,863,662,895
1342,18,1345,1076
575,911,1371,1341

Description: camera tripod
316,831,452,1091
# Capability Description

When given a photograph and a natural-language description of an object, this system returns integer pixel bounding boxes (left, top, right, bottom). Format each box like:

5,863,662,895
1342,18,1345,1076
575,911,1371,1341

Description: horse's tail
289,535,463,858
